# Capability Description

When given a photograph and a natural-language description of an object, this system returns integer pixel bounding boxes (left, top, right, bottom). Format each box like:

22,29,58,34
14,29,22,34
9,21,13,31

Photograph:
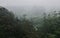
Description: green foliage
0,6,60,38
37,11,60,38
0,7,35,38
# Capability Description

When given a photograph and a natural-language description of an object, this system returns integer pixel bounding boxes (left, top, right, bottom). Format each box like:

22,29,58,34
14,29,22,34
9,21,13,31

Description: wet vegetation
0,7,60,38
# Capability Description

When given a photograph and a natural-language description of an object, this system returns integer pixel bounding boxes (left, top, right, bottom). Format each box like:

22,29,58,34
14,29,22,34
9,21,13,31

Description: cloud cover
0,0,60,7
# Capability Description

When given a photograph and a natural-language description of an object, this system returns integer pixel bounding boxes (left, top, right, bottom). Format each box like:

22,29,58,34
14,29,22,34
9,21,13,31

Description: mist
0,0,60,38
0,0,60,17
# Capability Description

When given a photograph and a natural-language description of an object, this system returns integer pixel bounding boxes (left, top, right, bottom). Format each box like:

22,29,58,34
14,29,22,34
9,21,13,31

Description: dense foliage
0,7,60,38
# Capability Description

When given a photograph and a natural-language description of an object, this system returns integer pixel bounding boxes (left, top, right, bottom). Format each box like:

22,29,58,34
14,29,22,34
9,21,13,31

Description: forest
0,6,60,38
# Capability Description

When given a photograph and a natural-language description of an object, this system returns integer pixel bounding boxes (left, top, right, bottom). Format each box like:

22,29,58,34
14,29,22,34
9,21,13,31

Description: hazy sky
0,0,60,7
0,0,60,17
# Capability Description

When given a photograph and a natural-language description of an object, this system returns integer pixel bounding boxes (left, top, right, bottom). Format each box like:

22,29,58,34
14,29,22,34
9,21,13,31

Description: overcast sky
0,0,60,17
0,0,60,7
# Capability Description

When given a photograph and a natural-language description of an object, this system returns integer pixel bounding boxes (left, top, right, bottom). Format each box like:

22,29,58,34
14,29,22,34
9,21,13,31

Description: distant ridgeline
0,6,8,16
0,6,14,19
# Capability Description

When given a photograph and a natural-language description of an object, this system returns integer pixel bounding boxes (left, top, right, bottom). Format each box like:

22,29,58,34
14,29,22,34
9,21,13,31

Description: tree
0,6,23,38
